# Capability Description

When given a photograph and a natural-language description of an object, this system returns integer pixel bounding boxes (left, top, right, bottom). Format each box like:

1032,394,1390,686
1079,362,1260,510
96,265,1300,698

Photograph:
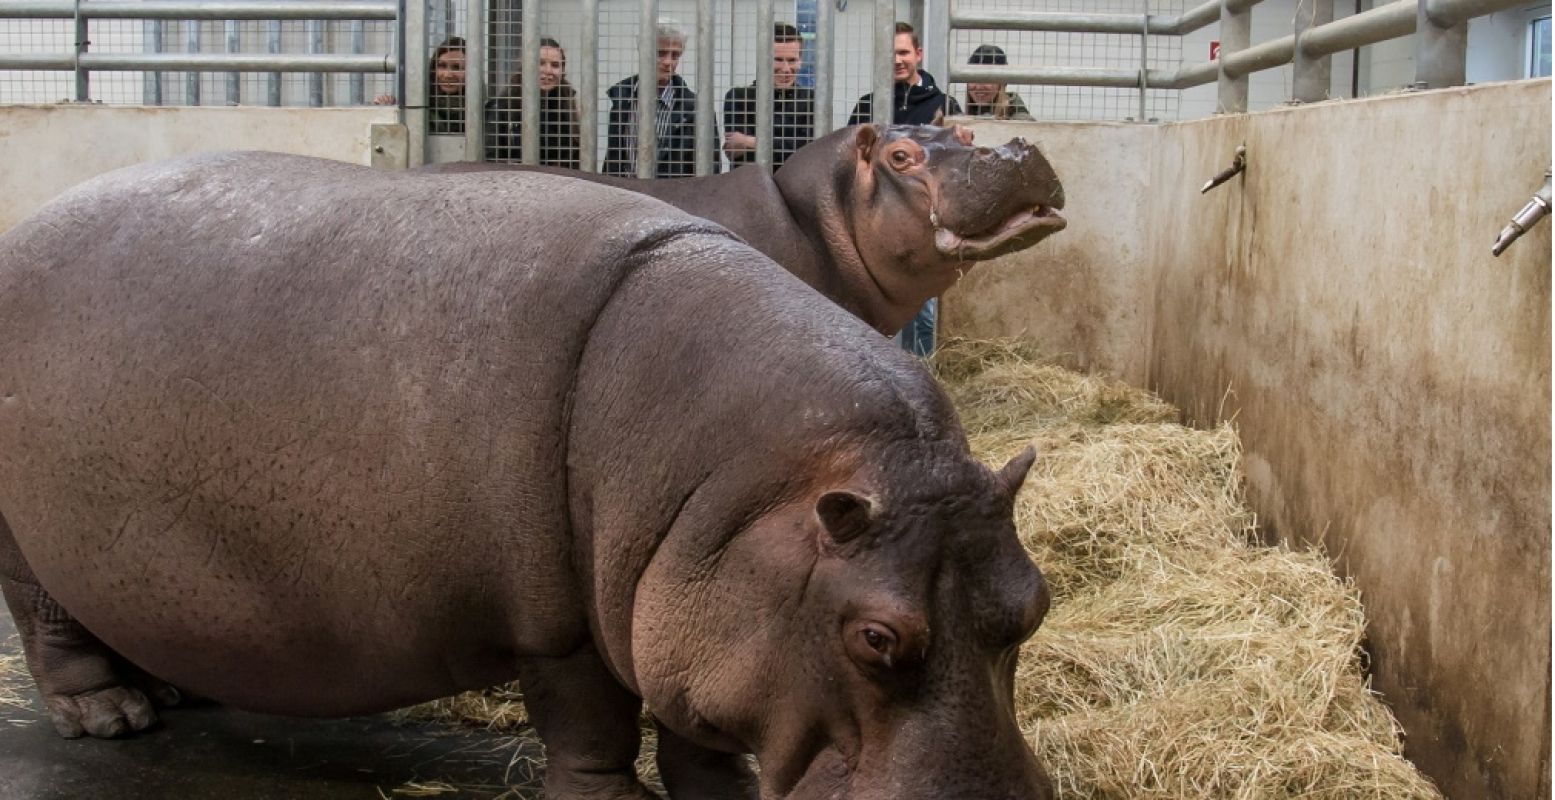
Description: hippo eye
890,149,911,166
863,627,888,651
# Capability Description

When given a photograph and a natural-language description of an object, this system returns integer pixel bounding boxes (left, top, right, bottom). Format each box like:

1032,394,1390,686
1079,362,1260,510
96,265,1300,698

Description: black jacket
722,83,815,170
847,69,960,127
485,85,582,169
604,74,714,177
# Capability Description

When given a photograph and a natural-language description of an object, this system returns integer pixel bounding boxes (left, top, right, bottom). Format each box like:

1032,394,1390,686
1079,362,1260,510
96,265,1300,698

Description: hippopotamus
0,152,1053,799
429,123,1067,335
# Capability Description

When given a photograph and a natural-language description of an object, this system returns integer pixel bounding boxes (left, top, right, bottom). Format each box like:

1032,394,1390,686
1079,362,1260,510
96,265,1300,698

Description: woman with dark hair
487,37,582,168
963,44,1033,121
373,37,468,134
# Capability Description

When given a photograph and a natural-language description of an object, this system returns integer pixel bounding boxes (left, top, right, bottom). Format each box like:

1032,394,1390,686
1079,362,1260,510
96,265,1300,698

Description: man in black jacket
722,22,814,170
847,22,961,126
604,20,710,177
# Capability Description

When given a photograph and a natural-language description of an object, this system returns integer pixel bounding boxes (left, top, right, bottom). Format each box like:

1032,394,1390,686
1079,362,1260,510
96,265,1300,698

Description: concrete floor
0,610,546,799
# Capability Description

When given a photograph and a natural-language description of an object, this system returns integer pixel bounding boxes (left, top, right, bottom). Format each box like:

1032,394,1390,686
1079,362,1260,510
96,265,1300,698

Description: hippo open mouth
934,204,1067,260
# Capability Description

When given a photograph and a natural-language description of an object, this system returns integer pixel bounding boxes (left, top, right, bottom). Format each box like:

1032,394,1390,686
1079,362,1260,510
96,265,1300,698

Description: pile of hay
407,338,1439,798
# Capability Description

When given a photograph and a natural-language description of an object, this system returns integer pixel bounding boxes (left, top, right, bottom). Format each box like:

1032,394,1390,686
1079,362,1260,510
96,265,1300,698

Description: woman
963,44,1033,122
372,37,468,135
487,37,581,168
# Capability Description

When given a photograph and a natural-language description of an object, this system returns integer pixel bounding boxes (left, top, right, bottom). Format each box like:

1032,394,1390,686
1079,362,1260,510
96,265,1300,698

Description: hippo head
778,124,1065,334
631,443,1053,799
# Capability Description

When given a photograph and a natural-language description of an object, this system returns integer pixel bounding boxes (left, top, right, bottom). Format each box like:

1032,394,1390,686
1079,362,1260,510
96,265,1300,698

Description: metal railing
0,0,397,104
946,0,1539,115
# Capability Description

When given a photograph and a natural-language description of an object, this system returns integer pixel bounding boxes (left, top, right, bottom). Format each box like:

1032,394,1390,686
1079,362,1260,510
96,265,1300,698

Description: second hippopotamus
434,124,1066,335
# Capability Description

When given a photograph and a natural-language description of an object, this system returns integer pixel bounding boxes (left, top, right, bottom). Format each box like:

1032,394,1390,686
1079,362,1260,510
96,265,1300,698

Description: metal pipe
307,19,325,105
814,0,833,134
185,18,201,104
1164,0,1221,34
0,52,393,71
227,19,241,105
1414,0,1466,88
1217,0,1251,113
349,19,364,105
403,0,427,166
756,0,773,169
1138,0,1149,122
73,0,88,101
872,0,893,125
142,19,163,105
465,0,485,161
1299,0,1414,59
1165,59,1218,89
952,64,1166,89
1200,144,1247,193
694,0,714,175
636,0,658,178
1292,0,1333,103
518,0,538,164
949,10,1179,35
923,0,949,96
0,0,396,19
1219,33,1294,78
266,18,280,105
1491,170,1552,257
1426,0,1534,27
579,0,598,171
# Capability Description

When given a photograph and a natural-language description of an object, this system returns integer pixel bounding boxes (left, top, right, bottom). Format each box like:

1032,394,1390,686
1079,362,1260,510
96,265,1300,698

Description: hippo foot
541,772,660,800
43,684,158,739
655,721,760,800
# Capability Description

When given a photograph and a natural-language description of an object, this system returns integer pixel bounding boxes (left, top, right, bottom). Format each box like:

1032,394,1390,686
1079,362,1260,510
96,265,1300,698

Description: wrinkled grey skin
429,124,1067,335
0,153,1052,800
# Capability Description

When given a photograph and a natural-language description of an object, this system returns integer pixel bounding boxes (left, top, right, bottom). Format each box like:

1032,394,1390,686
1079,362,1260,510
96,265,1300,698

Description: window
1531,16,1552,78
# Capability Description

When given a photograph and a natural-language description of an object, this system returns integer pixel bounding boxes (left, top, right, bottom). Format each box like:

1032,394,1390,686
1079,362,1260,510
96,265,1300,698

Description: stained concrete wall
947,78,1551,799
0,105,399,234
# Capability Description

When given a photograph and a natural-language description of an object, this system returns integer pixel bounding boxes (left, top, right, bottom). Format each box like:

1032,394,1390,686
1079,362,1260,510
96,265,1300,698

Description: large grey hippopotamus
431,124,1067,335
0,153,1053,799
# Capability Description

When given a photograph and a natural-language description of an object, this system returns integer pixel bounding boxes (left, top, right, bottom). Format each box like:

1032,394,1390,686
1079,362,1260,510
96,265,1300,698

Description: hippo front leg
655,719,760,800
516,647,658,800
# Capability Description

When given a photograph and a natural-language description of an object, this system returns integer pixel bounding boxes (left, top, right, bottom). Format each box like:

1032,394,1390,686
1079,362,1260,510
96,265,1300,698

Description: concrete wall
946,78,1551,800
0,105,399,233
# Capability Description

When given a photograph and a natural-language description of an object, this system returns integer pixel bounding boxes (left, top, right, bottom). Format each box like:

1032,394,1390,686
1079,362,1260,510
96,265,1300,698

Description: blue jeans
897,297,937,357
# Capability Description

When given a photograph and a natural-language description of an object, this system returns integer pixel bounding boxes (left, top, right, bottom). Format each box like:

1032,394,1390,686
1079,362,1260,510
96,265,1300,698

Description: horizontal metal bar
1165,59,1219,89
1425,0,1535,26
949,10,1178,34
1299,0,1415,58
0,0,396,20
952,65,1155,88
0,52,394,72
1220,33,1295,78
1162,0,1221,35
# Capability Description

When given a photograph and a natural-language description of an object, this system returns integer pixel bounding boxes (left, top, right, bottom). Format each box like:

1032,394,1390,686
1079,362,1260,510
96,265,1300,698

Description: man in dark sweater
848,21,960,357
603,20,709,178
846,21,961,126
722,22,814,170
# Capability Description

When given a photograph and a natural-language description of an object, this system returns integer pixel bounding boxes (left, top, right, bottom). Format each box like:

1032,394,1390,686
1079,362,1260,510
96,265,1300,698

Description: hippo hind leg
0,510,164,738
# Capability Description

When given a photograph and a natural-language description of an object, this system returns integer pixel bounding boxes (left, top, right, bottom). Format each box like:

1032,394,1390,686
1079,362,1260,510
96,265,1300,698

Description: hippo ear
816,490,876,546
998,446,1037,497
853,125,881,164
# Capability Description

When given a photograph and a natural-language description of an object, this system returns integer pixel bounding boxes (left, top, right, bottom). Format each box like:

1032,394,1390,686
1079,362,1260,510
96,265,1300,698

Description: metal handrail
0,53,393,72
0,1,396,20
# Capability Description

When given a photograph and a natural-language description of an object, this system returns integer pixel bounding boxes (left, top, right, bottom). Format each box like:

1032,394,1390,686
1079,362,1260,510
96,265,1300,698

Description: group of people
394,22,1035,356
398,22,1033,175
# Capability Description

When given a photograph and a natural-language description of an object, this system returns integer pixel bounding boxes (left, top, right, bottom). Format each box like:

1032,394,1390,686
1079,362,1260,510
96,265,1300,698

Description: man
848,21,959,357
604,21,708,177
847,21,960,127
722,22,815,170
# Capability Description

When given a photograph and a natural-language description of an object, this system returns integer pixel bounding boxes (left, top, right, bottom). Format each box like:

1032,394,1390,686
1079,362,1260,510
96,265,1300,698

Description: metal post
636,0,659,179
872,0,894,125
185,19,200,105
694,0,715,175
225,20,240,104
580,0,598,172
349,19,365,105
1139,0,1149,121
1216,0,1250,112
756,0,774,168
814,0,833,134
404,0,429,167
909,0,925,45
464,0,486,161
266,19,281,105
142,19,163,105
1414,1,1467,88
1292,0,1333,102
307,19,325,106
73,0,88,101
519,0,538,164
923,0,950,103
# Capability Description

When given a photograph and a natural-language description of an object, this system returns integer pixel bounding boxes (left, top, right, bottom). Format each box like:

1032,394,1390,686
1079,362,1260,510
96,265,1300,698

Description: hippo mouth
934,205,1067,260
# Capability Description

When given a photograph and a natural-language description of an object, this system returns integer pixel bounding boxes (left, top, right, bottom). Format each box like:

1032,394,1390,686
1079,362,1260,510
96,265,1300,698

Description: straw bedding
0,339,1441,797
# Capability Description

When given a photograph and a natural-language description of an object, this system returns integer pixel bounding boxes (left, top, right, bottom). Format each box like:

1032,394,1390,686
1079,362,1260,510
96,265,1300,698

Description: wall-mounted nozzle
1201,145,1247,194
1491,169,1552,257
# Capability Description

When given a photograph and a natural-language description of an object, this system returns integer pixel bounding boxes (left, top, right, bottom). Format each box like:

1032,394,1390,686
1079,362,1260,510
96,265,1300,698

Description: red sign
1209,40,1220,60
